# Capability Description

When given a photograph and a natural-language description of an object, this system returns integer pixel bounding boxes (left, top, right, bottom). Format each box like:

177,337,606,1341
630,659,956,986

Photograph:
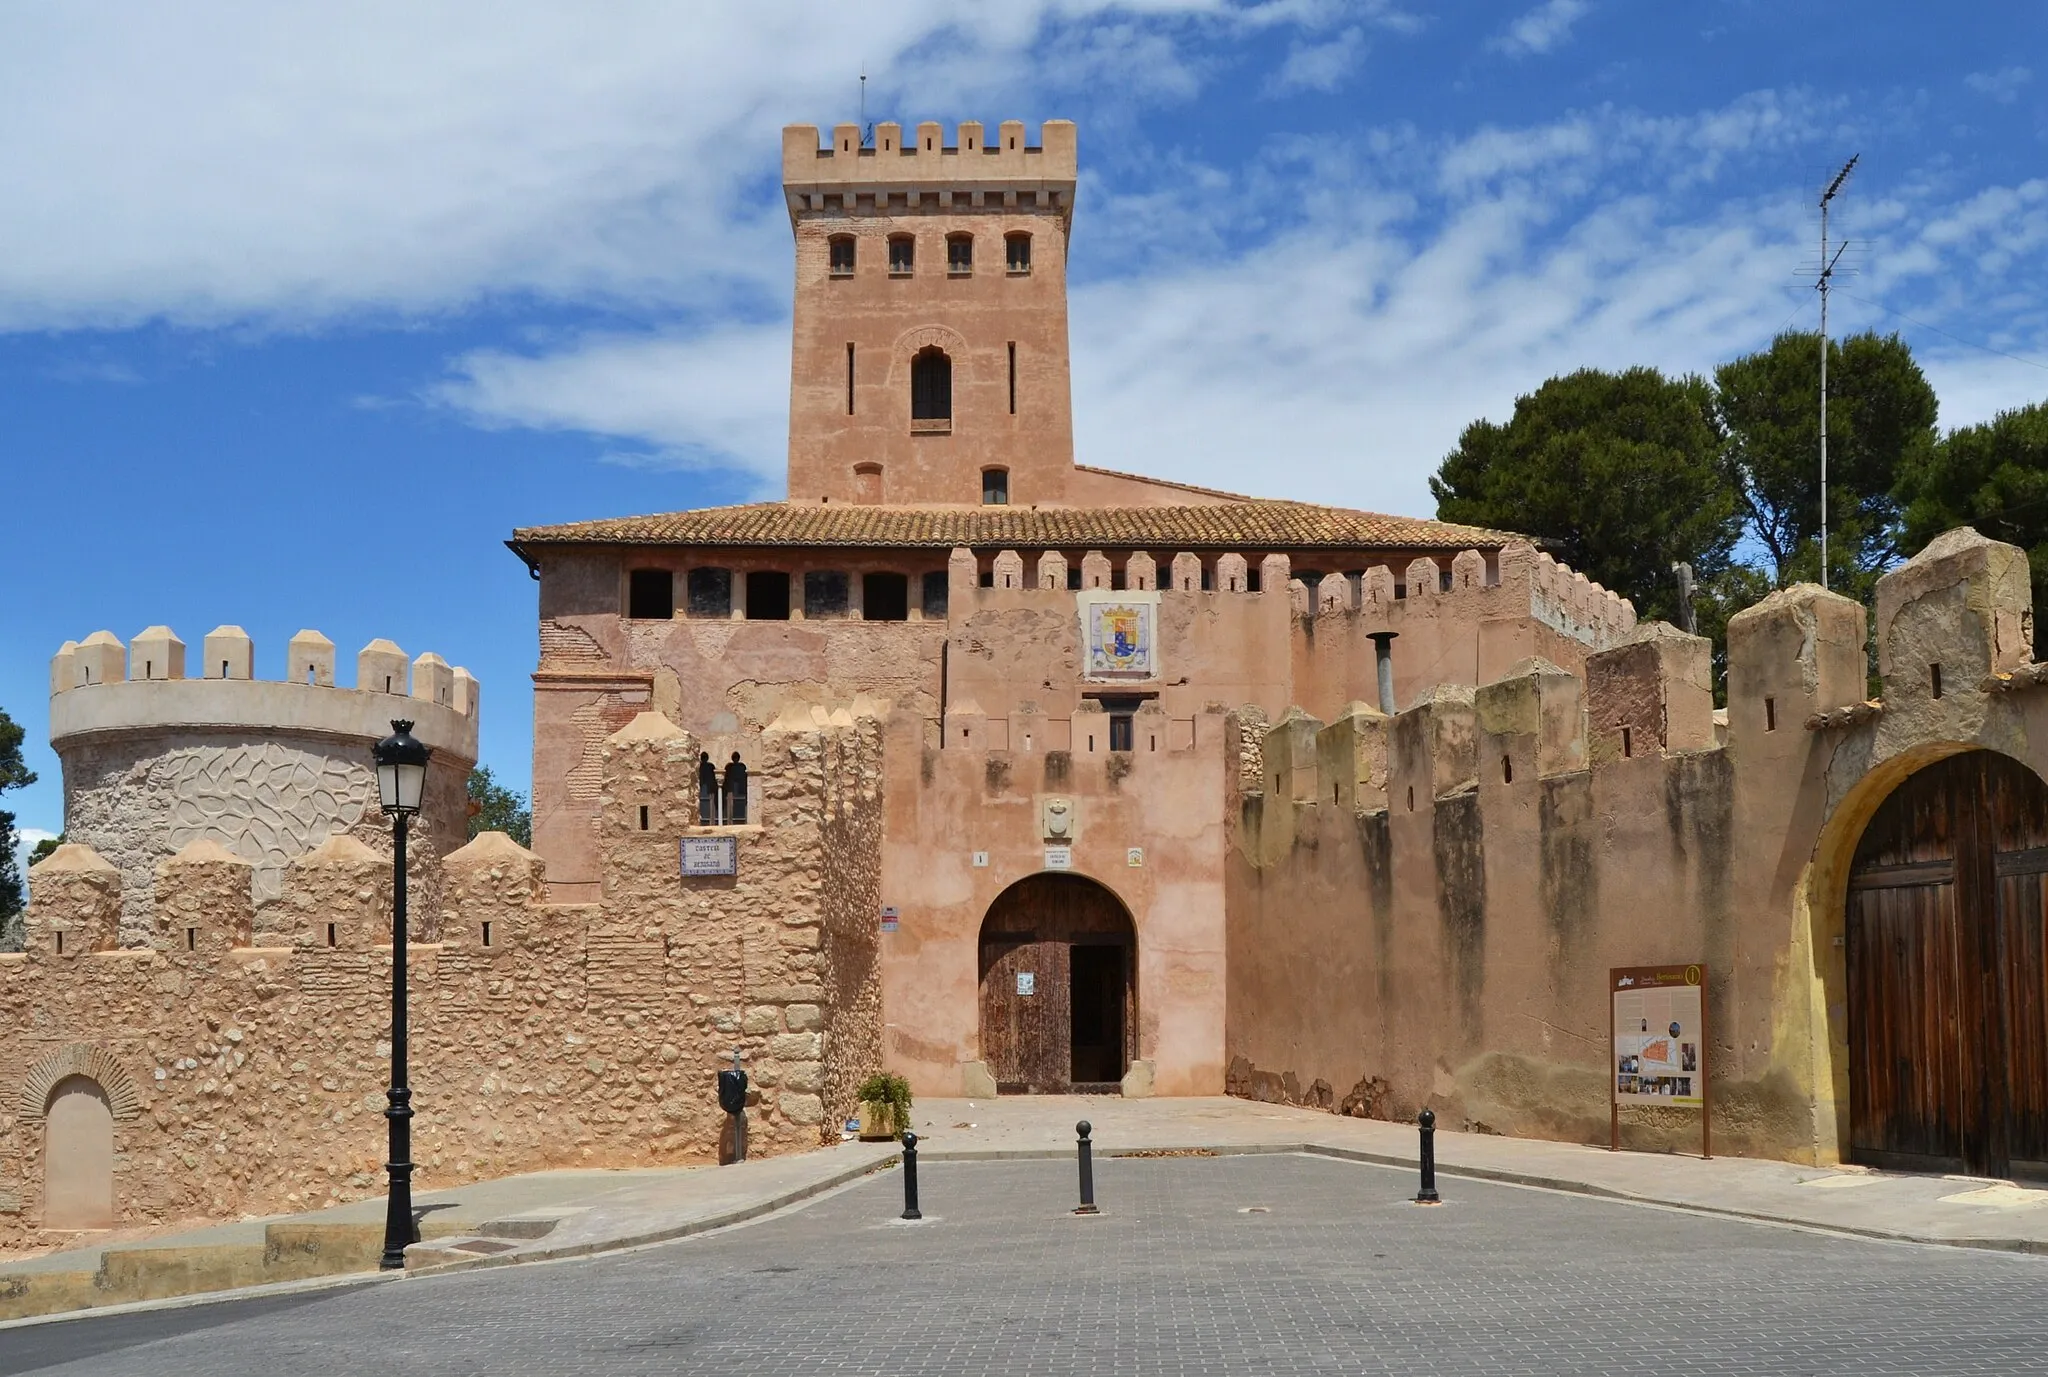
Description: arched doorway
44,1075,114,1229
978,874,1136,1093
1847,749,2048,1177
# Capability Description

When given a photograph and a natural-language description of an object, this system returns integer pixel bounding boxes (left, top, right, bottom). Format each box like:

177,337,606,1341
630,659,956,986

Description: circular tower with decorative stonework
46,625,479,944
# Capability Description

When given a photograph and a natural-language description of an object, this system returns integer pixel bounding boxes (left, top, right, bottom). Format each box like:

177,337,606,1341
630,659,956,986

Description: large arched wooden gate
978,874,1136,1094
1847,750,2048,1177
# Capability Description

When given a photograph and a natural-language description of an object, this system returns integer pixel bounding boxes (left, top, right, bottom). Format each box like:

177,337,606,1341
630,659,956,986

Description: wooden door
1848,751,2048,1177
978,875,1135,1094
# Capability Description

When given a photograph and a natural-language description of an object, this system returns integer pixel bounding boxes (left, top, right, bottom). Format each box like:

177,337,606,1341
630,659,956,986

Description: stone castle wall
3,708,884,1251
46,626,479,940
1222,528,2044,1165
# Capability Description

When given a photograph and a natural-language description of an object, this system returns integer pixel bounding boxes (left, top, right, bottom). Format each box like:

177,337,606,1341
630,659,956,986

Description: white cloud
11,829,58,886
0,1,1284,332
1268,26,1367,95
1492,0,1590,57
434,325,792,485
1965,67,2032,105
440,92,2048,522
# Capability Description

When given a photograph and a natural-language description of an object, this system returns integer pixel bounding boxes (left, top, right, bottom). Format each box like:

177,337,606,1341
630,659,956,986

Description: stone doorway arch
1845,748,2048,1178
44,1076,115,1230
977,874,1137,1093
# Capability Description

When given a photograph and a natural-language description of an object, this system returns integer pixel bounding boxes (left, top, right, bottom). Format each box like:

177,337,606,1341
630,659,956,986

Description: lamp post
372,719,431,1271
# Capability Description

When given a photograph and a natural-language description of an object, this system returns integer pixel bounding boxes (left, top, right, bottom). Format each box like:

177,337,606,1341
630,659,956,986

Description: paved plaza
4,1153,2046,1376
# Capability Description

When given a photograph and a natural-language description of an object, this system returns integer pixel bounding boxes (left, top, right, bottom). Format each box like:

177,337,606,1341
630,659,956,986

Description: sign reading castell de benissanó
1610,965,1706,1108
1078,590,1159,681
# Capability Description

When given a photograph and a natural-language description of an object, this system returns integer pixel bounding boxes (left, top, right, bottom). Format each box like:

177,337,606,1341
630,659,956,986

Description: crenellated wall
2,709,883,1250
46,626,479,942
1224,527,2048,1163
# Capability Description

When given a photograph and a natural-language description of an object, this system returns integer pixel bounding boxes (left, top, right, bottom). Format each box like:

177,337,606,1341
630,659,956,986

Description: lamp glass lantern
373,720,432,817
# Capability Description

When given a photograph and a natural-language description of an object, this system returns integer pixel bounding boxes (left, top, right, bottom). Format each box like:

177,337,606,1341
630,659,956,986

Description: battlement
49,626,479,761
1288,541,1635,652
782,120,1077,206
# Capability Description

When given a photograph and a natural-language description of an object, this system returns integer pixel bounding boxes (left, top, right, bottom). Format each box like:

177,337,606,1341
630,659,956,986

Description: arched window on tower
911,347,952,433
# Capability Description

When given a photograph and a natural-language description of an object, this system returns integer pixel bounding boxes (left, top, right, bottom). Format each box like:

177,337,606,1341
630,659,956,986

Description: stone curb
401,1151,901,1279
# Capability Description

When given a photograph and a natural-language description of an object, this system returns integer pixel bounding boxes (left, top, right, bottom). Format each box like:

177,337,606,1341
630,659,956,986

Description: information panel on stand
1609,963,1711,1158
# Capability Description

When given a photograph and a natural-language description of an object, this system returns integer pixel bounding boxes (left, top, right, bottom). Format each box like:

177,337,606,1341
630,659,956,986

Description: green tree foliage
29,835,63,867
1715,330,1939,600
1430,366,1741,623
1897,401,2048,611
467,766,532,848
0,707,38,948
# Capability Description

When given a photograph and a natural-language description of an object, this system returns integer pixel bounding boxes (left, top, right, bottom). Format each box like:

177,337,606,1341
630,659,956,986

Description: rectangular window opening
829,236,855,276
627,568,674,620
948,235,972,274
804,570,851,619
1109,716,1134,752
687,567,733,618
638,804,649,831
889,236,914,275
921,570,950,620
863,572,910,621
745,570,792,621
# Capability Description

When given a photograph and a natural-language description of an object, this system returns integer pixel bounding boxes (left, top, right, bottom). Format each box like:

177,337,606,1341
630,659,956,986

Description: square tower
782,119,1078,507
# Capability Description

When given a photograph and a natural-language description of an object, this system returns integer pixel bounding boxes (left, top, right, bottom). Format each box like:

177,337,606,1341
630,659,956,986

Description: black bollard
901,1131,923,1220
1074,1120,1099,1215
1415,1108,1441,1204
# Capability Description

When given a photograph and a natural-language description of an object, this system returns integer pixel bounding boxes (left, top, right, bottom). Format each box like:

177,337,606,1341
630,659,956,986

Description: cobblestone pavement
7,1154,2046,1376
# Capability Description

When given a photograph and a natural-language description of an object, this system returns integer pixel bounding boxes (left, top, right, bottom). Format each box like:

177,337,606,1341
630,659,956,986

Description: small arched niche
44,1075,114,1230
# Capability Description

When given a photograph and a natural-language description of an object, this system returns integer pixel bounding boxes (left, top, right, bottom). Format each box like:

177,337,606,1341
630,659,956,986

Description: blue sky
5,1,2047,855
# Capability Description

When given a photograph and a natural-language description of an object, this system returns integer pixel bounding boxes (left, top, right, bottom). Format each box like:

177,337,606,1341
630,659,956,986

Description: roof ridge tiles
509,499,1519,552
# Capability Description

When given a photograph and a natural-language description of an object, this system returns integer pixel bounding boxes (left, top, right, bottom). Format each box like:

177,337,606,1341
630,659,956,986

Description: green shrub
856,1072,913,1138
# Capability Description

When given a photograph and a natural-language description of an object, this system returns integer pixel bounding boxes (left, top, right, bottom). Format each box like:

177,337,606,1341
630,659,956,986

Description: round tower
47,625,479,943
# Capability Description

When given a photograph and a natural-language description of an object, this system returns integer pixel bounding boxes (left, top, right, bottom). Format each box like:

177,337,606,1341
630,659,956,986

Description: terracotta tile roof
512,500,1518,553
1070,464,1259,502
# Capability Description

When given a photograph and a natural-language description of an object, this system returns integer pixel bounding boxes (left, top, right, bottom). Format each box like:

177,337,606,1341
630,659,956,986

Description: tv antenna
860,69,871,148
1816,154,1858,591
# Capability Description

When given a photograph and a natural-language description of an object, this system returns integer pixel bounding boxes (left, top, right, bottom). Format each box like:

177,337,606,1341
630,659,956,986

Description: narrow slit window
846,343,855,415
55,931,63,955
1007,342,1017,414
326,922,337,948
1765,697,1777,732
482,921,493,948
638,804,649,831
1622,727,1634,758
1407,786,1415,812
1503,756,1513,784
186,927,197,951
1931,664,1943,700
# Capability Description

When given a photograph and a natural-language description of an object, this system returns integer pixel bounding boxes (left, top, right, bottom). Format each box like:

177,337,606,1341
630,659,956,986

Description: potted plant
856,1073,913,1141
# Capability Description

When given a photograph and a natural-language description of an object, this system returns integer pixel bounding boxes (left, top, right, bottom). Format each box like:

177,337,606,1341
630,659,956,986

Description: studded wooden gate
1847,750,2048,1177
977,874,1136,1094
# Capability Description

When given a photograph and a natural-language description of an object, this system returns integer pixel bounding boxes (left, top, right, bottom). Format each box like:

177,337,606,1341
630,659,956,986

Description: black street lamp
372,719,431,1271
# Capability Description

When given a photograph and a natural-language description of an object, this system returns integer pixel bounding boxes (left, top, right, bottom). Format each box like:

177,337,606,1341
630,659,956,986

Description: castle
15,119,2048,1247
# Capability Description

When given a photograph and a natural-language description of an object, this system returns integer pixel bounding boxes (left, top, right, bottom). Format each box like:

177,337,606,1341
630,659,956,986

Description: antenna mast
1816,154,1858,591
859,69,870,148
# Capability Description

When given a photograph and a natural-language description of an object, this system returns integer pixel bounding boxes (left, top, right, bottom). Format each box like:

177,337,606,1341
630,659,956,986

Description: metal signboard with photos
1609,964,1710,1158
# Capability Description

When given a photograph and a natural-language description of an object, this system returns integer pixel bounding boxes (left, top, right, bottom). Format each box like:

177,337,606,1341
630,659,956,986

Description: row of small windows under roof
830,232,1030,276
625,556,1463,620
627,568,950,622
